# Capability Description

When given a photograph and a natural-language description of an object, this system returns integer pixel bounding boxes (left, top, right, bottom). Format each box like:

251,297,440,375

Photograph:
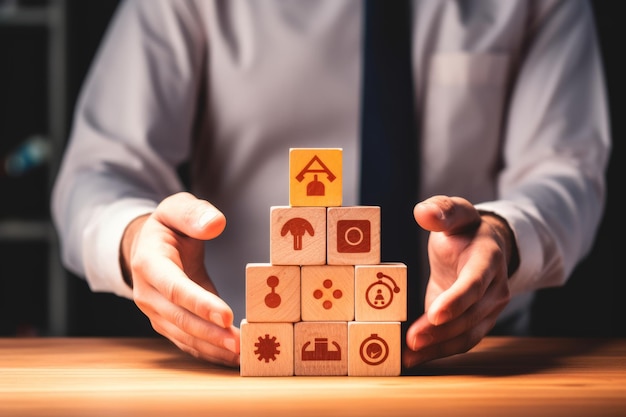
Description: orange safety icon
295,155,336,197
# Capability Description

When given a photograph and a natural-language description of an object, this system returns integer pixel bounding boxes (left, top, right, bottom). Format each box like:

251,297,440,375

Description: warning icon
289,148,342,207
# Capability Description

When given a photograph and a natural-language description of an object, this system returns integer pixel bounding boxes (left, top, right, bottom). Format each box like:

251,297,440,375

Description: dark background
1,1,623,338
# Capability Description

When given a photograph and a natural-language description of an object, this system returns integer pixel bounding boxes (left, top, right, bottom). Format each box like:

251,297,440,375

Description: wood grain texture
270,206,327,266
240,320,294,377
327,206,381,265
354,263,407,322
1,337,625,417
294,321,348,376
301,265,355,321
245,263,301,323
348,321,401,376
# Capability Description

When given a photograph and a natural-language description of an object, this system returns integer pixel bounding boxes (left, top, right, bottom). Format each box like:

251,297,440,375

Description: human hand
403,195,514,368
121,192,240,367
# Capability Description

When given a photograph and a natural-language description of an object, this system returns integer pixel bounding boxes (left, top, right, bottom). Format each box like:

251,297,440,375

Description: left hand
403,195,514,368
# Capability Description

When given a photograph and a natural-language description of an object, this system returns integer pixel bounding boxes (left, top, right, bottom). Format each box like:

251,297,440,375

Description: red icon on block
295,155,337,197
337,220,370,253
254,334,281,363
264,275,281,308
302,338,341,361
359,333,389,366
365,272,401,310
313,279,343,310
280,217,314,250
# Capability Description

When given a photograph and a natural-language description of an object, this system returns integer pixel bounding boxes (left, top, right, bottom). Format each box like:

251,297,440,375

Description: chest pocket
421,52,510,200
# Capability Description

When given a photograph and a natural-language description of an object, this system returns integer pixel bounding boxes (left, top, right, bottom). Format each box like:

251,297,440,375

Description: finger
136,284,240,366
134,254,234,329
426,251,496,326
156,192,226,240
404,314,434,351
152,318,240,367
414,195,481,235
194,271,219,295
434,230,509,326
402,310,500,368
174,243,220,296
406,276,509,352
144,286,240,354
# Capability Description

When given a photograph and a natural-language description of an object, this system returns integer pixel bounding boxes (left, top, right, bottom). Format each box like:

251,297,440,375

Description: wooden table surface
1,336,625,417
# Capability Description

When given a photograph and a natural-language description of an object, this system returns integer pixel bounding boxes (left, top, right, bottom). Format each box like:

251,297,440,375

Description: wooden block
354,263,407,322
289,148,342,207
301,265,354,322
294,321,348,376
348,322,401,376
240,319,294,376
246,263,301,323
327,206,380,265
270,206,326,265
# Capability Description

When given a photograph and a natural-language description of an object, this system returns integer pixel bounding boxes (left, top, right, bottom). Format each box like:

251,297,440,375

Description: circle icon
344,226,364,246
336,220,371,253
366,272,401,310
359,333,389,366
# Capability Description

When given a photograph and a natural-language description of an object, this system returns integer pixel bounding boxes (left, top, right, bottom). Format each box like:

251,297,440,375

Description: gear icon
254,334,281,362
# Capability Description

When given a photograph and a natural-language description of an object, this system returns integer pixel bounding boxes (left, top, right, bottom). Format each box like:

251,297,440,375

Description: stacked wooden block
240,148,407,376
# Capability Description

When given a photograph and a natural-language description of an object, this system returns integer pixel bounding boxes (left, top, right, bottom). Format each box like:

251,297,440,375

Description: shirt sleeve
475,0,611,296
51,0,207,298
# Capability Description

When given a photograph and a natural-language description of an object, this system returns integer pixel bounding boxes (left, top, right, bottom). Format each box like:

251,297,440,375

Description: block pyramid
240,148,407,376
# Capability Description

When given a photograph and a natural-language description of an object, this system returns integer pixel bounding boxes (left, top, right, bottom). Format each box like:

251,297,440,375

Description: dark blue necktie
359,0,421,323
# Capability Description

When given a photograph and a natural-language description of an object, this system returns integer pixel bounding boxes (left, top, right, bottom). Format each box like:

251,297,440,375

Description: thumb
155,192,227,240
413,195,481,235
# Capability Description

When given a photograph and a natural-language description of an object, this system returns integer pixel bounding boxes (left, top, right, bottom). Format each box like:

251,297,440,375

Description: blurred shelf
0,6,49,26
0,218,51,241
1,0,67,336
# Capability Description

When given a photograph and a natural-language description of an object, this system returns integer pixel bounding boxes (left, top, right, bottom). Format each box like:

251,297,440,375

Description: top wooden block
289,148,342,207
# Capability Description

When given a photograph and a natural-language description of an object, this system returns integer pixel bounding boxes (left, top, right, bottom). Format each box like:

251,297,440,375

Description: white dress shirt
51,0,611,331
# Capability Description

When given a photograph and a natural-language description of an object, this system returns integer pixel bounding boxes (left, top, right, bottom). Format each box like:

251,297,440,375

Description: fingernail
224,337,238,354
210,311,226,328
403,353,423,369
197,209,220,229
411,332,433,350
435,310,451,325
419,201,445,220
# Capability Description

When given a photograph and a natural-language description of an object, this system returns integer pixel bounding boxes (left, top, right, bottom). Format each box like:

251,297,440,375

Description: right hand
121,192,240,367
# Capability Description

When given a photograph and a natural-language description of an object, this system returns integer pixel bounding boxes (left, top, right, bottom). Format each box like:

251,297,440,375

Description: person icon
374,289,385,306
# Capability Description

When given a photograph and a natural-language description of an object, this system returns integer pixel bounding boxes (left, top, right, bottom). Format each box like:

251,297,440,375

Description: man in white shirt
52,0,610,368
